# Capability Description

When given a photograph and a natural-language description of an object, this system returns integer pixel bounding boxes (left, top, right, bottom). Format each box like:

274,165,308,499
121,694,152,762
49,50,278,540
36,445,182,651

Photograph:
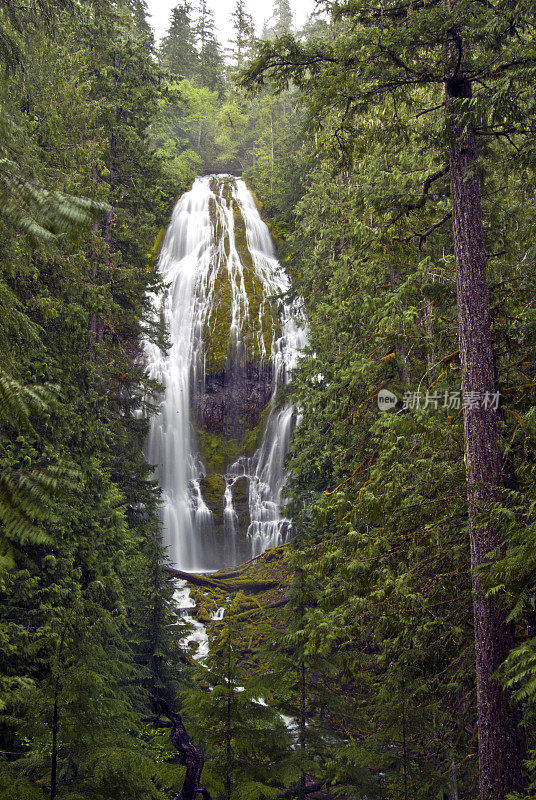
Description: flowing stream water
145,175,305,572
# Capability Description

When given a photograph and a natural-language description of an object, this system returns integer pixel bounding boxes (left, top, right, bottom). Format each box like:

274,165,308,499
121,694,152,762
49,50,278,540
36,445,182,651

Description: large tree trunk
445,70,525,800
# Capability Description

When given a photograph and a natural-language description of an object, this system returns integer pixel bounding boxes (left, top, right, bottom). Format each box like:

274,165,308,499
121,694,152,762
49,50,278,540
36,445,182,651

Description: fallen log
142,695,210,800
163,565,280,592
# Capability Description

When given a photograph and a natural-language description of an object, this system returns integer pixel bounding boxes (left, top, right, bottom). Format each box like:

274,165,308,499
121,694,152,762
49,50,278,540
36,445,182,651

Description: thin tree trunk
424,298,435,371
299,660,306,800
50,608,75,800
444,59,525,800
143,696,210,800
449,760,459,800
401,674,408,800
226,634,232,800
50,676,59,800
389,262,410,385
89,215,100,355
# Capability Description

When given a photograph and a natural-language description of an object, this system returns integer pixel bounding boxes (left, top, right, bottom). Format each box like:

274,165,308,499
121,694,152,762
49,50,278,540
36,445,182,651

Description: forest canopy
1,1,536,800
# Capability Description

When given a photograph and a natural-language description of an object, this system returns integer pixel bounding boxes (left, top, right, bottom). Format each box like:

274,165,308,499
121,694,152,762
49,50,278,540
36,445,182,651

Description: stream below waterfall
145,174,305,572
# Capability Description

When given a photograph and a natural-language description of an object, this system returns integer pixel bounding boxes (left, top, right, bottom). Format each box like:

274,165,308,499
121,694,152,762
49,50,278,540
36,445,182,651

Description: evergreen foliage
159,2,199,80
0,2,184,797
229,0,255,69
195,0,225,95
263,0,294,39
4,1,536,799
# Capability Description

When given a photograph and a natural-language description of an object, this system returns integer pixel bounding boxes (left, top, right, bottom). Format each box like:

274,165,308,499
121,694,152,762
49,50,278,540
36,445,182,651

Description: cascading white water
145,175,305,571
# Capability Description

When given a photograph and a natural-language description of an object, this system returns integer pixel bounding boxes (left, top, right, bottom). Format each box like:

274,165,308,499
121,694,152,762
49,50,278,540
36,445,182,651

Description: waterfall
145,175,305,571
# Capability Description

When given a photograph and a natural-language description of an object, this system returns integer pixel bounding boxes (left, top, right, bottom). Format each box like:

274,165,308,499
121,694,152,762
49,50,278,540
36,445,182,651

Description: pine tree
127,0,153,39
272,0,292,35
229,0,254,69
159,1,199,79
195,0,224,94
263,0,293,39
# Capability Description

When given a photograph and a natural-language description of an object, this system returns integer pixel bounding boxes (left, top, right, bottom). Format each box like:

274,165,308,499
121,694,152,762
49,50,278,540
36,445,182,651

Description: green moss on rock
199,474,226,512
232,476,250,532
202,188,281,375
203,266,233,374
198,430,242,474
197,397,271,473
241,402,271,455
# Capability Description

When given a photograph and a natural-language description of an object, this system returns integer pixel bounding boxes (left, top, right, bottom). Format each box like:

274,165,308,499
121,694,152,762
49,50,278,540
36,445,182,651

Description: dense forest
1,1,536,800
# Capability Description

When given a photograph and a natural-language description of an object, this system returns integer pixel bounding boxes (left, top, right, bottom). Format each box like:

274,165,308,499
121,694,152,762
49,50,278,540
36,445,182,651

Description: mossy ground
188,544,292,668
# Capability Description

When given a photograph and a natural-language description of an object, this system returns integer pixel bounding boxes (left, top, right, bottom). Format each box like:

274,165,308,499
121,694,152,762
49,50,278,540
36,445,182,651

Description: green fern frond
0,281,40,347
0,458,81,545
0,158,109,241
0,105,109,244
0,373,57,431
500,641,536,707
234,782,281,800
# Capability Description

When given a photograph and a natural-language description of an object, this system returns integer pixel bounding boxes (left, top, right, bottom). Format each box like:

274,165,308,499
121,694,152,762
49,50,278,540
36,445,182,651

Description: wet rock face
198,474,251,541
199,475,226,532
194,362,273,439
231,476,250,533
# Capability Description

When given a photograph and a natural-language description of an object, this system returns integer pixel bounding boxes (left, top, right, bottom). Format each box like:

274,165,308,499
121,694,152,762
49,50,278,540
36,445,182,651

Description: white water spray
145,175,305,571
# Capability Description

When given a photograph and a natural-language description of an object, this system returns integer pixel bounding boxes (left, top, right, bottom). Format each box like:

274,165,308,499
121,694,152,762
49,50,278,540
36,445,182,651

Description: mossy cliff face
199,475,226,533
194,176,280,538
202,202,280,374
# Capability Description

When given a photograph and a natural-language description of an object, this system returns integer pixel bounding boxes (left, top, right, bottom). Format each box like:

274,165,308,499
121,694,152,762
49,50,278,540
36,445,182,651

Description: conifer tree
127,0,153,39
159,1,199,79
272,0,292,34
263,0,293,39
240,2,536,794
0,2,181,797
229,0,254,69
195,0,224,94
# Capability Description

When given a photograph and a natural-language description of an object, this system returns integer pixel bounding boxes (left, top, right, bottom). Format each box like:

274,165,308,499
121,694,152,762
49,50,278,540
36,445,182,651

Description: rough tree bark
143,696,210,800
444,28,525,800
